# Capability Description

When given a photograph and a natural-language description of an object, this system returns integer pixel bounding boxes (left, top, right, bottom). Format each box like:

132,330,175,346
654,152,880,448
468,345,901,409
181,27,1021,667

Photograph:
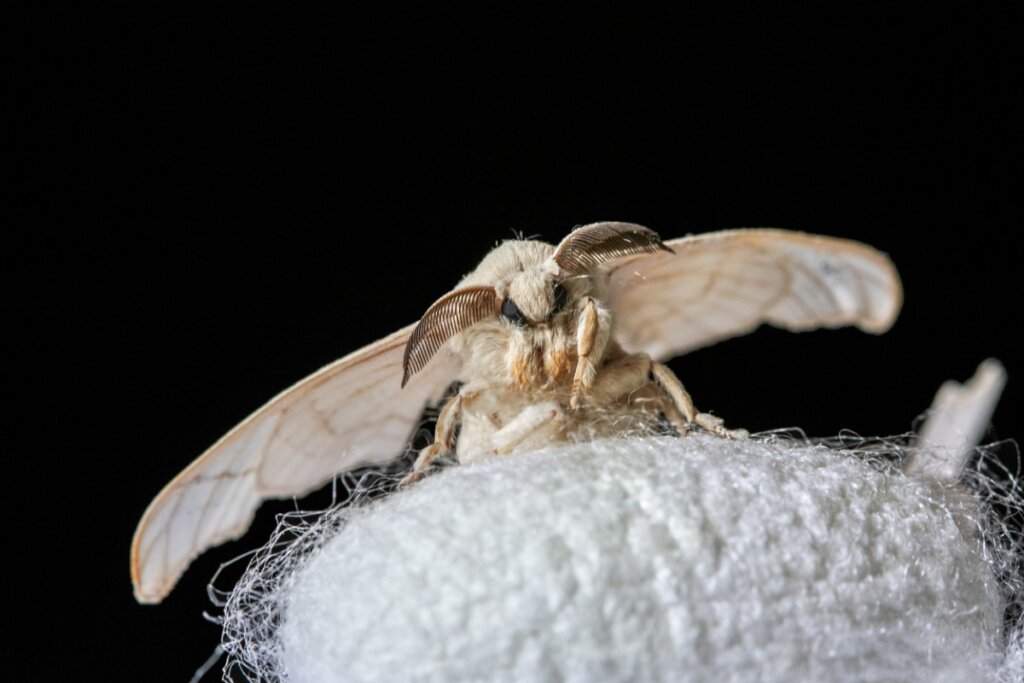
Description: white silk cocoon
226,436,1022,682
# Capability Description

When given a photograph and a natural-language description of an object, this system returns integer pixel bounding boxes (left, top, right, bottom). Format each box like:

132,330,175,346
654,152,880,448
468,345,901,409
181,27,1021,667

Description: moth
131,222,902,604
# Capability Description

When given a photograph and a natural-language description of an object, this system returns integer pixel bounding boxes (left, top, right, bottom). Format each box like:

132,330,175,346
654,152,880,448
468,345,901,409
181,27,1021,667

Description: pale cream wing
608,229,902,360
131,324,458,604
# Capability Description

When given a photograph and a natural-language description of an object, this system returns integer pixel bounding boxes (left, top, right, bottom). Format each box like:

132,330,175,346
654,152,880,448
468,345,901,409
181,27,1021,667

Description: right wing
130,323,459,604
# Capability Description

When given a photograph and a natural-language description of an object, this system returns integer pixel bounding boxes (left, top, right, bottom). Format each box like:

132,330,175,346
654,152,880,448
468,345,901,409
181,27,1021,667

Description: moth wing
131,323,458,604
608,229,902,360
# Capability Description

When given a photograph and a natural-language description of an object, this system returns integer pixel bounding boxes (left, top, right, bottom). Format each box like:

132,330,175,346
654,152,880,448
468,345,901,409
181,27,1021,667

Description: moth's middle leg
400,392,464,486
570,351,746,439
650,361,748,439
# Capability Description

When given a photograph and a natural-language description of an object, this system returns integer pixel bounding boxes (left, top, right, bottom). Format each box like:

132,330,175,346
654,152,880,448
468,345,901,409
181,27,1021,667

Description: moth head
402,222,672,386
401,273,573,387
503,269,573,326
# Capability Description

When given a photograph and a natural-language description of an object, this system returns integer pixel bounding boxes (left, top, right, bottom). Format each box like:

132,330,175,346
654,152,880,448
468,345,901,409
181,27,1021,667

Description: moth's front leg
400,392,464,486
650,361,748,439
571,296,612,409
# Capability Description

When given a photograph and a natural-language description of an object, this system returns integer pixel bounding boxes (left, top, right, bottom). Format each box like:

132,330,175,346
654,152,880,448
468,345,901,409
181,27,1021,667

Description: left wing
607,228,902,360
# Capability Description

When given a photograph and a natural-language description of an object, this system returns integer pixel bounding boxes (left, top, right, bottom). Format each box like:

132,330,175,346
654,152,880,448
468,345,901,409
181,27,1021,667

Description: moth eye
501,297,527,326
552,282,569,313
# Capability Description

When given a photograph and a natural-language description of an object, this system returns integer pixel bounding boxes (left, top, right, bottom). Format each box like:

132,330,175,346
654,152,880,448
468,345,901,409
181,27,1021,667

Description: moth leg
400,393,464,487
492,401,564,455
650,362,748,439
571,296,612,409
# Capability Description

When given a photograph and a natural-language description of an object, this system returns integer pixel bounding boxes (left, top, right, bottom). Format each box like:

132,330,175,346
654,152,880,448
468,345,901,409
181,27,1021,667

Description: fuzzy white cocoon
273,436,1014,682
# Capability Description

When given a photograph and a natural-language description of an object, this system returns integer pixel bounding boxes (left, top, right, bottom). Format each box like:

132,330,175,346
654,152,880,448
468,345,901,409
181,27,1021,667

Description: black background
23,6,1020,681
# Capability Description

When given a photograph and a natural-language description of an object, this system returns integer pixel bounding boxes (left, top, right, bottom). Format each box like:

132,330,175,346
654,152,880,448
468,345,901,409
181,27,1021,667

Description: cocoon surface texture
231,436,1020,682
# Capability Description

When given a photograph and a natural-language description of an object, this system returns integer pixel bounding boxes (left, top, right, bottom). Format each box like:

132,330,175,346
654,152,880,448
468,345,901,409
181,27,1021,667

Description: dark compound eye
501,297,527,326
552,282,569,313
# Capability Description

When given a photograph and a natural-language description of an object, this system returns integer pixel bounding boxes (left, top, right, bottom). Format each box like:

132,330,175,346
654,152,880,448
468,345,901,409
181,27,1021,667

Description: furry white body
409,238,724,476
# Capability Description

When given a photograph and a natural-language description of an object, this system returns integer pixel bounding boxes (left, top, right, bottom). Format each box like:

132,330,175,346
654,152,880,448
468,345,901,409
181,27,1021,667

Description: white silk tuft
218,435,1022,682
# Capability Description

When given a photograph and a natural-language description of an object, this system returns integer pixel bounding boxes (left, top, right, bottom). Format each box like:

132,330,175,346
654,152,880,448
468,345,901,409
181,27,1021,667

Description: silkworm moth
131,222,902,603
